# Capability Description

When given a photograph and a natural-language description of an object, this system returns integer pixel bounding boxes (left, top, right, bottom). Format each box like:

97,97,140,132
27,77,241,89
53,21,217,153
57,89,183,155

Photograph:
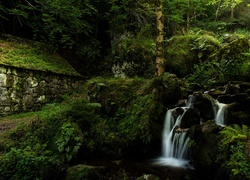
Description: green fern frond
242,125,250,138
220,124,249,145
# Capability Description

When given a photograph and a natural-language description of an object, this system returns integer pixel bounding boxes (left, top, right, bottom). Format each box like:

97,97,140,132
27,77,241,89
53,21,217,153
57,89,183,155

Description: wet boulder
227,111,250,126
207,87,226,98
232,93,249,102
192,93,215,121
226,102,240,112
217,94,233,104
240,97,250,111
189,120,223,179
171,107,185,119
225,82,241,94
217,93,249,104
240,82,250,94
180,108,200,129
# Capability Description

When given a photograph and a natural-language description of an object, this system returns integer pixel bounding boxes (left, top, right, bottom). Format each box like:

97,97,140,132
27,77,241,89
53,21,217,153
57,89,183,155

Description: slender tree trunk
215,0,222,21
230,0,234,19
155,0,165,76
186,0,190,32
230,7,234,19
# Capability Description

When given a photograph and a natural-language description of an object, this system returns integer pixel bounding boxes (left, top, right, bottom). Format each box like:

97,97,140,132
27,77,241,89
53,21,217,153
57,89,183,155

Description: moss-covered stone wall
0,65,82,114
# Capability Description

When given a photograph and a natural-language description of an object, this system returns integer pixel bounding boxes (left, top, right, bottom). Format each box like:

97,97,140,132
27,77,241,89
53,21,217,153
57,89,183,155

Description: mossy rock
154,73,182,106
189,120,223,174
65,164,107,180
227,111,250,126
210,34,249,62
165,34,220,77
180,108,200,128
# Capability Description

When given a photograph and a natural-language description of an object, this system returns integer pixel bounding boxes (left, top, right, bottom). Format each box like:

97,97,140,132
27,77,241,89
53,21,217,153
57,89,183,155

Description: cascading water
186,95,194,108
214,100,227,126
156,106,192,168
155,94,228,168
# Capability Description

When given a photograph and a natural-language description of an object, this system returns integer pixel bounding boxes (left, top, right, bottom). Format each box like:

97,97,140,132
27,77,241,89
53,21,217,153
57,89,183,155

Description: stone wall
0,65,83,115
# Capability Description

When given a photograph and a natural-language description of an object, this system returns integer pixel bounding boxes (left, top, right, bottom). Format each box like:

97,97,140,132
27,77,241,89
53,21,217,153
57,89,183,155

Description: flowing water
214,100,227,126
155,107,192,168
155,94,227,168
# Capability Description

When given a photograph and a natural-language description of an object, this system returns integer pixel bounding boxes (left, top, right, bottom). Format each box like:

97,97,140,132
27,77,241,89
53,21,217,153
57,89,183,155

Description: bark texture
155,0,165,76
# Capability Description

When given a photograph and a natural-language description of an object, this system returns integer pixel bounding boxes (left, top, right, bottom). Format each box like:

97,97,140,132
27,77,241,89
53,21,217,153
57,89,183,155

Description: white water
186,95,194,108
155,95,228,168
156,108,192,168
214,101,227,126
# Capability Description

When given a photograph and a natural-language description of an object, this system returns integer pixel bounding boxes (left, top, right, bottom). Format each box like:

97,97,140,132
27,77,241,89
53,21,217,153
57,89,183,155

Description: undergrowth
217,124,250,179
0,76,168,179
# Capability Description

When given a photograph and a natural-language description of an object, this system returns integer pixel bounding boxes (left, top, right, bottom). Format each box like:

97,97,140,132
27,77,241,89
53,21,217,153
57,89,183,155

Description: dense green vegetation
218,125,250,179
0,77,170,179
0,0,250,179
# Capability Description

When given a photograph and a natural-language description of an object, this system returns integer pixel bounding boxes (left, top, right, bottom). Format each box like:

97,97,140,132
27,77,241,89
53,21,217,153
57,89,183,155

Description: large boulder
189,120,223,179
211,34,249,62
217,93,249,104
191,93,215,122
227,111,250,126
165,34,220,77
180,108,200,128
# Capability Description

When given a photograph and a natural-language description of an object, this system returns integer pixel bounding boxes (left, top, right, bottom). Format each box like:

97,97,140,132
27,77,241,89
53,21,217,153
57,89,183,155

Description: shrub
217,124,250,179
110,34,155,78
0,146,61,180
0,98,102,179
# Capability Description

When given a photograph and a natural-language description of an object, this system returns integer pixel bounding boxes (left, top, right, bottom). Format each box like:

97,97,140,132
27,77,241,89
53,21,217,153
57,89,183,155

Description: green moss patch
165,34,220,77
0,34,80,76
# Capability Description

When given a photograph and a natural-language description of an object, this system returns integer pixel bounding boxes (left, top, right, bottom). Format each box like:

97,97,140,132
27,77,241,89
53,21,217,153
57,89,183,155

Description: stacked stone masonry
0,65,82,115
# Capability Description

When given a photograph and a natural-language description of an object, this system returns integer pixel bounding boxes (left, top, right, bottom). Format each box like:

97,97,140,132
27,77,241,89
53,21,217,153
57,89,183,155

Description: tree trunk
186,0,190,32
155,0,165,76
215,0,222,21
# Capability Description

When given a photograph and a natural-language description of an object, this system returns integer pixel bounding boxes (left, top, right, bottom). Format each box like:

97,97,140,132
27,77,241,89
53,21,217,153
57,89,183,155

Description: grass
0,111,38,136
0,34,81,76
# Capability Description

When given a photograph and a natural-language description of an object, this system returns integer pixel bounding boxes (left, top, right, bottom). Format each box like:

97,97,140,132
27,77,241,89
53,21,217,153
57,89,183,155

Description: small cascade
156,107,192,168
186,95,194,108
155,93,229,168
214,101,227,126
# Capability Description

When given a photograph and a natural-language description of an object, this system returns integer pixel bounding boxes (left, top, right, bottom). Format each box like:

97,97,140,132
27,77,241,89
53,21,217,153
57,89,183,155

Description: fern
220,124,248,145
242,125,250,139
218,124,250,179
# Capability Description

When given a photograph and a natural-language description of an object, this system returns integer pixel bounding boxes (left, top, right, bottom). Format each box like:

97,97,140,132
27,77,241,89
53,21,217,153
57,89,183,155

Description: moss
0,34,81,76
65,164,107,180
210,35,249,62
189,121,222,169
165,34,220,77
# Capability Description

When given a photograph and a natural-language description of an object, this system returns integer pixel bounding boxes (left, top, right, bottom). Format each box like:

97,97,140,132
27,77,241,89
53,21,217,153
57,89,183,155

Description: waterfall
156,107,192,168
186,95,194,108
214,101,227,126
155,93,228,168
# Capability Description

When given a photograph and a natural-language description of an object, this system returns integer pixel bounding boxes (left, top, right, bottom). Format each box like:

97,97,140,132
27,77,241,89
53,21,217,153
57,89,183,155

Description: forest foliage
1,0,250,77
0,0,250,179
